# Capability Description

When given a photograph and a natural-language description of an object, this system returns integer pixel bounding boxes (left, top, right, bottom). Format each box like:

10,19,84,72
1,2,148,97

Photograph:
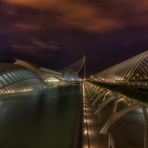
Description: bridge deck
82,97,108,148
90,81,148,105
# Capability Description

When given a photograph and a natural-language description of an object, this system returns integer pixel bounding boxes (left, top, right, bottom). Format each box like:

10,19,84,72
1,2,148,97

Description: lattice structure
0,63,43,95
93,51,148,83
61,56,85,80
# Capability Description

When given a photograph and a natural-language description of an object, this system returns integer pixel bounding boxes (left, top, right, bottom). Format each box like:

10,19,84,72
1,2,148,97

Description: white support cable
140,60,148,73
93,50,148,83
120,59,135,79
126,52,146,81
124,51,147,79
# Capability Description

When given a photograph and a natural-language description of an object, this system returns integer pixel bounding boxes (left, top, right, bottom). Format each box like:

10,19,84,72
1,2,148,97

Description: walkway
82,84,108,148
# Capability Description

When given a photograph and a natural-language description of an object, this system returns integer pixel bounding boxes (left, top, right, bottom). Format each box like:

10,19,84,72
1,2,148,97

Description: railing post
98,110,101,122
108,132,115,148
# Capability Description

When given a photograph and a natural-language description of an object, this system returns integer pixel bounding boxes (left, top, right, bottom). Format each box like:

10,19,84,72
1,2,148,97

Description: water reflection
0,86,82,148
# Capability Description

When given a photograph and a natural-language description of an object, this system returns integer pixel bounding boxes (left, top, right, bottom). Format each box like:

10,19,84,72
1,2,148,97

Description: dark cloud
31,39,60,51
12,39,60,58
13,23,40,31
2,0,148,33
0,0,148,73
4,0,148,31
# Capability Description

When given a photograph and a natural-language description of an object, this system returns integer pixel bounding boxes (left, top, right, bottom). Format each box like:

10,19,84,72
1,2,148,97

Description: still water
0,86,82,148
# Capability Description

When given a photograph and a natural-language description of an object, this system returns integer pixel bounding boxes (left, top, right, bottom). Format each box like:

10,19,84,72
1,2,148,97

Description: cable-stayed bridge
84,50,148,148
60,56,85,81
92,50,148,86
0,51,147,148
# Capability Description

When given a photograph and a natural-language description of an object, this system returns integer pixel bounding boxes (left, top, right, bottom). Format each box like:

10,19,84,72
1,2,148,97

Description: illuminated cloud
5,0,58,8
0,0,148,72
12,39,60,58
4,0,123,33
4,0,148,34
14,23,40,30
31,39,60,51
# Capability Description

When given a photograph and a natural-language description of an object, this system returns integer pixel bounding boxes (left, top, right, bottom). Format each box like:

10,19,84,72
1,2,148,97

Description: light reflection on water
0,86,82,148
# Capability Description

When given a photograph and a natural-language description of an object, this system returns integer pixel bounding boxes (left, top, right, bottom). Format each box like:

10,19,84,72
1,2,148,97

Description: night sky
0,0,148,74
